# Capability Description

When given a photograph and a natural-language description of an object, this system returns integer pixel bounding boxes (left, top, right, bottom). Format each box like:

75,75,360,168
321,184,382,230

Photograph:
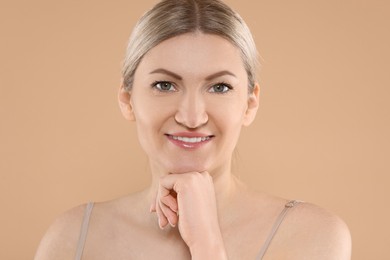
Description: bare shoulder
34,204,87,260
271,201,352,260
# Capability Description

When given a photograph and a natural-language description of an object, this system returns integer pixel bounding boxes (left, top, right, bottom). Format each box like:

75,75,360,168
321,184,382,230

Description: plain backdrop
1,0,389,259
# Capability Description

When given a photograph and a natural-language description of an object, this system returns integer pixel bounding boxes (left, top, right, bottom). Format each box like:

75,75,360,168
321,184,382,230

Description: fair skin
35,33,351,260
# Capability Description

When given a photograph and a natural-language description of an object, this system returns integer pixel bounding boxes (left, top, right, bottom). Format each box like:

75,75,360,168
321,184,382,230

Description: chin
164,161,208,174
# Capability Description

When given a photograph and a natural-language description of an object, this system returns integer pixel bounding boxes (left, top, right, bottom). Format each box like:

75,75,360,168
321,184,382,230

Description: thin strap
75,202,94,260
256,200,302,260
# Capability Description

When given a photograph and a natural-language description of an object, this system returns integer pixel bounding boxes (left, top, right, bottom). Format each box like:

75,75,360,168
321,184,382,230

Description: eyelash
209,82,233,94
151,81,233,94
151,81,177,92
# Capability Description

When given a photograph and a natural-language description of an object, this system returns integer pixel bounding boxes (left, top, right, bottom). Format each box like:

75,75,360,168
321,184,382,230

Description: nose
174,92,208,129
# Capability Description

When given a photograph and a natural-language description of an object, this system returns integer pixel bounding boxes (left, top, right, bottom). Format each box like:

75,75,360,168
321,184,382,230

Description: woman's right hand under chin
150,171,228,259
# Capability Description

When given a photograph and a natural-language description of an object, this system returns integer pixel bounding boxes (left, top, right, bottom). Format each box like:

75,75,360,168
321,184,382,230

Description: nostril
174,112,208,129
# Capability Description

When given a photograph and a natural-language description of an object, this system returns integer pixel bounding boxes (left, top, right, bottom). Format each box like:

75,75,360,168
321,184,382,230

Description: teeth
172,136,211,143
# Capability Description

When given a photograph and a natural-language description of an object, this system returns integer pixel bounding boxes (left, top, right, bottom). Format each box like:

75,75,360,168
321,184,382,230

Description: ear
118,81,135,121
243,83,260,126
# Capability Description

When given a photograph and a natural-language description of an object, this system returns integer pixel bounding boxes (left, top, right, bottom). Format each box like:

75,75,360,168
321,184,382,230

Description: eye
209,83,232,93
152,81,176,92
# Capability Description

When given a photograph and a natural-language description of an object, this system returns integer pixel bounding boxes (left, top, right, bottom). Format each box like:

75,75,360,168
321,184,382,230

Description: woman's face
120,33,259,174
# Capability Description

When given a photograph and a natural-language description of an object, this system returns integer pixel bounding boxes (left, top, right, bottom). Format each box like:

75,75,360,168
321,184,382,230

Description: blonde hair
122,0,259,92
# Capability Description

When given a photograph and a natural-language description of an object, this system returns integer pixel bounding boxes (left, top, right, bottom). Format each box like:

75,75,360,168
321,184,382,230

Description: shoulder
272,201,352,260
34,203,88,260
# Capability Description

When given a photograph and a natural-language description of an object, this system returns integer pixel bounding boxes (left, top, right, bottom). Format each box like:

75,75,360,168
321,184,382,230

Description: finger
150,189,158,213
158,183,178,227
160,194,178,213
150,202,156,213
155,199,169,229
159,173,187,194
159,199,178,227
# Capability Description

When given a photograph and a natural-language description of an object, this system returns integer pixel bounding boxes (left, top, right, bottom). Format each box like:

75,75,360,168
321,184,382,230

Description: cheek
208,99,247,152
133,113,163,158
209,98,247,127
132,93,174,123
132,97,175,145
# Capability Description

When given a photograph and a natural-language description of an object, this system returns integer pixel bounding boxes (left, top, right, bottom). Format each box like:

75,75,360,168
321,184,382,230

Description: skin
35,33,351,260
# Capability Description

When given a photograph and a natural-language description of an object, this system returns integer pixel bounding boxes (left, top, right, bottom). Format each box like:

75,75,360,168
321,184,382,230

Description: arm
275,203,352,260
313,212,352,260
34,205,85,260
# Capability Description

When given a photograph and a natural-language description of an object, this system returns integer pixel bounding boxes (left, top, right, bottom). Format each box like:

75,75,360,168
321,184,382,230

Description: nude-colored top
74,200,301,260
256,200,301,259
74,202,94,260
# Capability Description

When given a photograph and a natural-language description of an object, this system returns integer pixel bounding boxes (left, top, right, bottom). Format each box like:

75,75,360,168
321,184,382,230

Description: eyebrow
149,69,237,81
205,70,237,80
149,69,182,80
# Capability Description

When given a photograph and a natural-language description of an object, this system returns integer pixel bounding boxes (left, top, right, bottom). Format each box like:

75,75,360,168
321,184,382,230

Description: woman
35,0,351,259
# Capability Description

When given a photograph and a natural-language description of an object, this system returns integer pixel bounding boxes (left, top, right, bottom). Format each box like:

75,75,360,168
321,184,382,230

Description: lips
171,135,211,143
165,133,214,149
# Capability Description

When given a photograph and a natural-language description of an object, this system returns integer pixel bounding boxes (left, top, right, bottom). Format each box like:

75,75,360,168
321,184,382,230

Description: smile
171,136,211,143
166,134,214,149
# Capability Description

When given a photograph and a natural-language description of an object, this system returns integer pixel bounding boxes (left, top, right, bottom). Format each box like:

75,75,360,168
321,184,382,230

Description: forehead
137,33,247,80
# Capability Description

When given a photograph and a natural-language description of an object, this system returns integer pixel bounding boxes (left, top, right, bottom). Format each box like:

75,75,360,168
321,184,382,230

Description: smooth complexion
119,32,259,216
119,32,259,258
122,32,258,176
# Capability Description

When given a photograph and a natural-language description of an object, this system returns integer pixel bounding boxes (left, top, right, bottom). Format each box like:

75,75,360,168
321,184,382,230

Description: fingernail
158,218,164,230
168,218,175,228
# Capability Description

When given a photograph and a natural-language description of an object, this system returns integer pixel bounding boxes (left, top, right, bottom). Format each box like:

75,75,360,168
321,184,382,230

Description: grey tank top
75,200,301,260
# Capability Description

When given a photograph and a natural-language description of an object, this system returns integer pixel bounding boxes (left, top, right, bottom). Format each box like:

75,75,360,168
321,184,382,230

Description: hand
150,172,227,258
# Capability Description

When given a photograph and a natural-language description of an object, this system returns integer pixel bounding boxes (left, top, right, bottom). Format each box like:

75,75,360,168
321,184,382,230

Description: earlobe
118,83,135,121
243,83,260,126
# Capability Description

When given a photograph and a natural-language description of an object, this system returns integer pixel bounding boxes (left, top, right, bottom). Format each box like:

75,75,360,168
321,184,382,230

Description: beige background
1,0,389,259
